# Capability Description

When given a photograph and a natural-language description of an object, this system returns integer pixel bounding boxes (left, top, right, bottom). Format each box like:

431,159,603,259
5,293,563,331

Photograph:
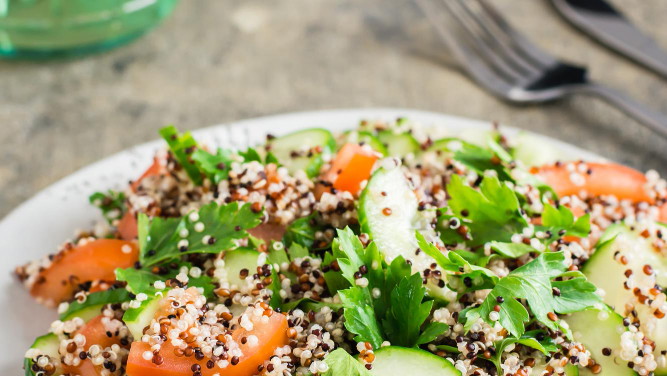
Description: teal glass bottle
0,0,178,58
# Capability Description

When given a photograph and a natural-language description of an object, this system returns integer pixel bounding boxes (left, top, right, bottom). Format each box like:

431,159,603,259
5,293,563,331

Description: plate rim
0,107,600,227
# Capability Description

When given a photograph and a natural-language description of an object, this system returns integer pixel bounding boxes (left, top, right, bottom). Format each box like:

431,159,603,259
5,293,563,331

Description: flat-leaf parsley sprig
332,228,449,349
462,252,601,338
138,201,262,267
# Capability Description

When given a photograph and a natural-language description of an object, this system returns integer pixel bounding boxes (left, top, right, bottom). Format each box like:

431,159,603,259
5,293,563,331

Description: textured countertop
1,0,666,217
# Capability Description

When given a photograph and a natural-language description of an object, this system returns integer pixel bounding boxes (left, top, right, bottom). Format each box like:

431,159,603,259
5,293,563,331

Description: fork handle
577,83,667,137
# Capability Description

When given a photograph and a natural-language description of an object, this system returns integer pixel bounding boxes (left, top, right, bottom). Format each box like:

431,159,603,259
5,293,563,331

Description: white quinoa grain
194,222,205,232
142,351,153,361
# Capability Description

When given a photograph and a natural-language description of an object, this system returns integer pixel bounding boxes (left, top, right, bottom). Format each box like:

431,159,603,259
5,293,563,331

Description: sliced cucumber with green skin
61,303,104,322
220,248,261,289
428,137,461,153
341,131,388,155
267,128,337,178
512,133,567,167
365,346,461,376
566,308,636,376
584,224,667,375
123,297,162,340
377,131,420,157
358,165,450,301
24,334,62,376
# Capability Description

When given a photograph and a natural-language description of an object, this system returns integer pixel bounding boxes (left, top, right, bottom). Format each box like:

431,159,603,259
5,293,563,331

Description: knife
550,0,667,78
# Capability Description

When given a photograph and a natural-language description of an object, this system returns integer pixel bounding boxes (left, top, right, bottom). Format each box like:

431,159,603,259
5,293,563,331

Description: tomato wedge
62,315,128,376
126,312,289,376
323,143,379,195
31,239,138,306
131,157,165,192
248,223,286,243
119,157,166,240
117,211,139,240
532,162,667,223
532,162,652,202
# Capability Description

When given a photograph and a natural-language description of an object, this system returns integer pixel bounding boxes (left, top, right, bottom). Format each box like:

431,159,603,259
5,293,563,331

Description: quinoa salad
16,119,667,376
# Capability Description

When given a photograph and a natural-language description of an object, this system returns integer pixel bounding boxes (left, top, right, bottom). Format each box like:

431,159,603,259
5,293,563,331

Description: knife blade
550,0,667,78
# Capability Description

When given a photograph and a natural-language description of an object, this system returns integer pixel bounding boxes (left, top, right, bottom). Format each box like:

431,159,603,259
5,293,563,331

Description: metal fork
414,0,667,136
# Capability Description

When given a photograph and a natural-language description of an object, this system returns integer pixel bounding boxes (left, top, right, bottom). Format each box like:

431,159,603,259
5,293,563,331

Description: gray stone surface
1,0,666,217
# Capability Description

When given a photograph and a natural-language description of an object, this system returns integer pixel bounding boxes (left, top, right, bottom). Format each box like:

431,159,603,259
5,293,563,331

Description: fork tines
414,0,557,89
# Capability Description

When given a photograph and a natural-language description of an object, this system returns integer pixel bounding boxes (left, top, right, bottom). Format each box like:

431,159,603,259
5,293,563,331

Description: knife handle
577,83,667,138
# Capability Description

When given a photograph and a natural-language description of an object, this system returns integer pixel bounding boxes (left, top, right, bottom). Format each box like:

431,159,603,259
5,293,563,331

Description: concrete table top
1,0,666,218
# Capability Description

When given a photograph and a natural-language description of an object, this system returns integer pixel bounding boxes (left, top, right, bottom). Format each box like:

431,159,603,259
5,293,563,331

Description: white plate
0,108,599,373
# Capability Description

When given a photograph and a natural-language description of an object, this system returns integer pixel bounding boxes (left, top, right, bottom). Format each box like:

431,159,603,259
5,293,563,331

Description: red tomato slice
531,162,652,202
117,157,166,240
323,143,379,195
117,211,139,240
126,312,289,376
532,161,667,223
131,157,164,192
247,223,286,243
30,239,138,306
62,315,128,376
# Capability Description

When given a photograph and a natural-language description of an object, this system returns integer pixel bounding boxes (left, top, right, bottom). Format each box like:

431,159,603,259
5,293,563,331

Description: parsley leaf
333,228,448,349
331,228,385,289
139,201,262,267
160,125,203,185
416,232,498,291
116,262,216,299
339,287,384,349
488,242,535,258
287,243,309,259
191,148,233,184
551,271,601,313
463,252,600,338
268,268,283,310
539,204,590,240
322,250,350,296
238,147,279,165
382,273,448,347
448,138,514,182
89,190,126,224
322,348,372,376
281,298,342,313
333,229,386,348
238,147,263,163
116,267,161,294
283,214,321,249
417,322,450,346
463,204,589,260
446,175,528,246
490,330,558,373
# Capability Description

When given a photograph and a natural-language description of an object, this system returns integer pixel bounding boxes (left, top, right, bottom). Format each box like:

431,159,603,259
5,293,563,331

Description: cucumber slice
584,224,667,375
366,346,461,376
220,248,261,290
358,164,450,301
428,137,463,153
61,304,104,322
123,297,162,340
512,133,566,167
377,131,420,157
267,128,337,178
341,131,388,155
566,308,635,376
24,334,62,376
